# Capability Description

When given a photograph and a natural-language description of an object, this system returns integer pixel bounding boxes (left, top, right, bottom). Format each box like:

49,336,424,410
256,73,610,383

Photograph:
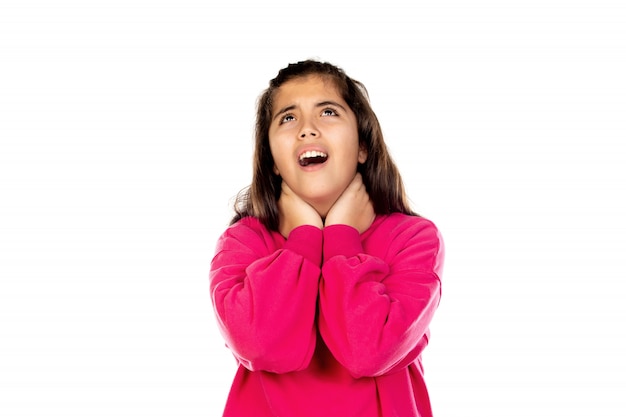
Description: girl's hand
277,181,323,238
325,173,375,234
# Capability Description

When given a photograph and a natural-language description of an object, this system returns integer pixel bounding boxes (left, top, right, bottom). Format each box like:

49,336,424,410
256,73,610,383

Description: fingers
324,172,375,233
349,172,363,189
280,180,294,197
277,180,323,237
346,173,368,203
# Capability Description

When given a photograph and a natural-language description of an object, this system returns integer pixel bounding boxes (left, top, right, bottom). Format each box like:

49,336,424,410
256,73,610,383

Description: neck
307,199,333,220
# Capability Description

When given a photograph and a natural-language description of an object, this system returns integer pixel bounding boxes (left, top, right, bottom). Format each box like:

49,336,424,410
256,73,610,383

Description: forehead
271,75,344,111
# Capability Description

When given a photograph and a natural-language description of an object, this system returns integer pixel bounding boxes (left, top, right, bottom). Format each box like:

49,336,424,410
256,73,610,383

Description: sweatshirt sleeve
318,216,444,379
210,218,322,374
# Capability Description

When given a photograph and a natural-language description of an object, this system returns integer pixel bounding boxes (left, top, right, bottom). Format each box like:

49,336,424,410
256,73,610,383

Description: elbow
335,348,394,379
341,358,390,379
242,350,313,374
230,333,317,374
334,339,426,379
343,363,380,379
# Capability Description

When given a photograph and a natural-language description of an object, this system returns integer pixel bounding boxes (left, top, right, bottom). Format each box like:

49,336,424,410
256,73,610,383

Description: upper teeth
299,151,327,160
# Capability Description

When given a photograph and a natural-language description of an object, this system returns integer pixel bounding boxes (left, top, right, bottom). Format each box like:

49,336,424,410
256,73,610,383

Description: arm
318,217,444,378
210,218,322,374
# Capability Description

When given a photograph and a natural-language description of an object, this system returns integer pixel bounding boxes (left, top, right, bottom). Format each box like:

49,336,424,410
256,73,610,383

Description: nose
298,117,318,139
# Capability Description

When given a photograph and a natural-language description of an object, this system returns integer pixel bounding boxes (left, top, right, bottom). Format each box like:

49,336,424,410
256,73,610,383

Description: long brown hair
231,59,417,230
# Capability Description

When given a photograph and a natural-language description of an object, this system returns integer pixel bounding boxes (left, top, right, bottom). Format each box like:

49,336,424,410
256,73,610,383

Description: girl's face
268,75,367,217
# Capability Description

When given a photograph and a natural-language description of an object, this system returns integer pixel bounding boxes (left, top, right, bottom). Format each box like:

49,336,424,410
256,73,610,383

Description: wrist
322,224,363,259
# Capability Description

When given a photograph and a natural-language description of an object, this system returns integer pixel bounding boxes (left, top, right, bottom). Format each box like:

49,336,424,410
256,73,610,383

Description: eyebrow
273,105,297,121
272,100,349,121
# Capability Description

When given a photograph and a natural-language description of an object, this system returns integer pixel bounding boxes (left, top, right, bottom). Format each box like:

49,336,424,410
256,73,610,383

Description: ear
358,145,368,164
273,164,280,175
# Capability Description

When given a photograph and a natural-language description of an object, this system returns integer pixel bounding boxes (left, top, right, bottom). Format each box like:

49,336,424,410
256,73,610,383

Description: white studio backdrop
1,1,625,416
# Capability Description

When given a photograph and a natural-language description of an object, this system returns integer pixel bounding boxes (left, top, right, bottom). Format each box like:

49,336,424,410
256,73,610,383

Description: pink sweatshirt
210,213,444,417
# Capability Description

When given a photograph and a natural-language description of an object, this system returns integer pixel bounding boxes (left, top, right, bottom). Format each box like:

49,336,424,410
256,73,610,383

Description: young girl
209,60,444,417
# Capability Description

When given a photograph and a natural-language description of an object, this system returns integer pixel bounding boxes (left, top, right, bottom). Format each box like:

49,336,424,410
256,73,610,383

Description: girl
210,60,444,417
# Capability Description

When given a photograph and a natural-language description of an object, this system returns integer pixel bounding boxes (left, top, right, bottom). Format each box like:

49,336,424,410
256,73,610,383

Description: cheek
269,142,288,175
345,132,363,163
268,138,278,173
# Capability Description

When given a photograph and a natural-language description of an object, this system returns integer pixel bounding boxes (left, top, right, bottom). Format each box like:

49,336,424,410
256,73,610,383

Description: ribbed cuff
323,224,363,260
283,225,323,266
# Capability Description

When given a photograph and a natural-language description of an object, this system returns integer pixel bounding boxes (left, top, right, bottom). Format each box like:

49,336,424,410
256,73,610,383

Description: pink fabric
210,213,444,417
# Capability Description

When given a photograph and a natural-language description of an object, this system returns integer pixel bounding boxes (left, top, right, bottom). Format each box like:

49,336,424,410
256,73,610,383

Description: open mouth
298,150,328,167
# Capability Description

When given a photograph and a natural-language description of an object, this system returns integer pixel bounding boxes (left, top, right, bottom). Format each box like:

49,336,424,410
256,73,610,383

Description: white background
1,1,625,416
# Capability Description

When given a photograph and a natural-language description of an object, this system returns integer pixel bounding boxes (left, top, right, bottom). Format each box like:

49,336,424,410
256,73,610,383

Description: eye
321,108,338,117
280,114,296,124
